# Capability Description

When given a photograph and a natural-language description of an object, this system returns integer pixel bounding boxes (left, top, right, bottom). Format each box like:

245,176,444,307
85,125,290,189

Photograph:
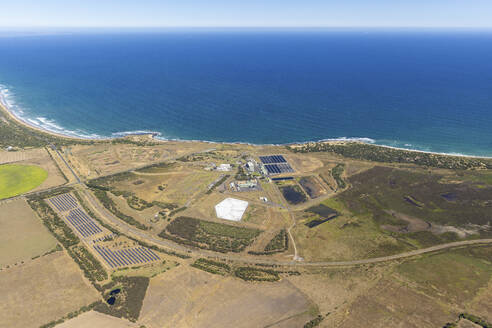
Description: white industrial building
215,198,249,221
216,164,232,172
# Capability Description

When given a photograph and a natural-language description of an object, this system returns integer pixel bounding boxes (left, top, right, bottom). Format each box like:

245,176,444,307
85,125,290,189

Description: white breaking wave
111,130,162,138
0,84,105,140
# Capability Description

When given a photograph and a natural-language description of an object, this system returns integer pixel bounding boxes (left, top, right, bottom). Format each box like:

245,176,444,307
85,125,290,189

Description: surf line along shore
1,89,492,160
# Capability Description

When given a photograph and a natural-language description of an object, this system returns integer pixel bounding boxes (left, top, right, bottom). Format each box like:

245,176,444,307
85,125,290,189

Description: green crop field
0,164,48,199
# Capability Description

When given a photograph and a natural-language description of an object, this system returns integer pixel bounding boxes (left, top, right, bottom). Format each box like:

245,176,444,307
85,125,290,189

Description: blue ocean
0,29,491,156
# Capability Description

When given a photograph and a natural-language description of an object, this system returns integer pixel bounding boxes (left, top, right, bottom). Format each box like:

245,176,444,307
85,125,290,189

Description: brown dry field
323,247,492,327
0,148,46,164
330,277,458,327
65,141,217,179
0,251,100,328
139,265,314,328
284,153,324,174
0,198,57,268
456,319,483,328
57,311,139,328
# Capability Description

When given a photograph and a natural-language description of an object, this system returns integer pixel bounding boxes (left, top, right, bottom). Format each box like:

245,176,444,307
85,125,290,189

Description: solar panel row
48,193,78,212
264,163,294,175
66,208,103,238
93,245,160,268
259,155,287,164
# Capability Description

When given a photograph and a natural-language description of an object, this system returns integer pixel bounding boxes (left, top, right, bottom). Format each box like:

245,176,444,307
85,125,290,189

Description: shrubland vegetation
27,197,79,248
0,109,89,148
91,189,149,230
264,229,289,252
337,166,492,237
249,229,289,255
331,163,346,189
94,276,150,322
88,172,179,226
288,142,492,169
159,216,261,253
67,245,107,282
303,315,324,328
191,258,231,275
233,266,280,282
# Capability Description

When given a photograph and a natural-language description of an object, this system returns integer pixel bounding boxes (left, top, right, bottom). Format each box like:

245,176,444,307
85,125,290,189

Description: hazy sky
1,0,491,28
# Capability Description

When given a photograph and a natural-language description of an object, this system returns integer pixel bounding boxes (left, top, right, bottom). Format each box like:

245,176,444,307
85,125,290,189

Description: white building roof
215,198,249,222
216,164,232,171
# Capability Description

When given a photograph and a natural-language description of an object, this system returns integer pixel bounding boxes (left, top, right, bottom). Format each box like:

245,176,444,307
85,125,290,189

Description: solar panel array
259,155,294,175
66,208,103,238
48,193,106,239
93,245,160,268
259,155,287,164
48,192,162,270
264,163,294,175
48,193,78,212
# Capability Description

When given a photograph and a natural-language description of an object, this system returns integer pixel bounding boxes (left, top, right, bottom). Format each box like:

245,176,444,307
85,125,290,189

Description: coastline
1,92,491,160
0,96,93,142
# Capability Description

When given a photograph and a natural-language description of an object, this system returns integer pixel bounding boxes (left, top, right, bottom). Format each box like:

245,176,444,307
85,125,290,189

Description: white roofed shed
215,198,249,222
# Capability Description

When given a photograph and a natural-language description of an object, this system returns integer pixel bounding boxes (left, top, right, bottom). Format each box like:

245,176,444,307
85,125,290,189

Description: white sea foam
111,130,162,138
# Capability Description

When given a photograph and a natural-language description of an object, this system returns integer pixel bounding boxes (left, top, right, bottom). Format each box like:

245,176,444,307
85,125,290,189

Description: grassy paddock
0,164,47,199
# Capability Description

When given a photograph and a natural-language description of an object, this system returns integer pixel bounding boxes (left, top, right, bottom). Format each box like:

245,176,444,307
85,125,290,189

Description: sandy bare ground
139,266,313,328
0,251,100,328
0,198,57,268
57,311,139,328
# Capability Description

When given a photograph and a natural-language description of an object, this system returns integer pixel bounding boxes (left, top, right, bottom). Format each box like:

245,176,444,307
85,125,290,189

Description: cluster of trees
249,229,288,255
233,267,280,282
